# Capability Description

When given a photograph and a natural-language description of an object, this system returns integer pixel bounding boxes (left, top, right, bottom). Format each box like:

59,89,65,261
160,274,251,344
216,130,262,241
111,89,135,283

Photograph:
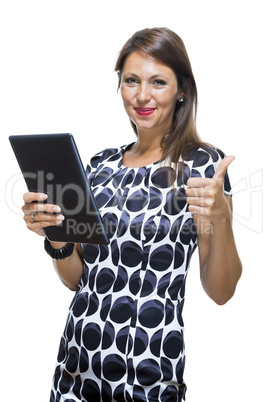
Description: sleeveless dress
50,144,231,402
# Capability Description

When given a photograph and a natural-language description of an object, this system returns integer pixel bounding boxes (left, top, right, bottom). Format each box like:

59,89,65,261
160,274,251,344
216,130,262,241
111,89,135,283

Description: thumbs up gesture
186,156,235,223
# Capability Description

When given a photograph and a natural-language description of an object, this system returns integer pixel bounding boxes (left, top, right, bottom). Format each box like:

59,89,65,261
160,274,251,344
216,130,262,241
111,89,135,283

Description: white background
1,0,267,400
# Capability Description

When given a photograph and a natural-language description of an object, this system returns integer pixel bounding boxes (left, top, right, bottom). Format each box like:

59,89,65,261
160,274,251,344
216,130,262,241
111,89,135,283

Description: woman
22,28,242,402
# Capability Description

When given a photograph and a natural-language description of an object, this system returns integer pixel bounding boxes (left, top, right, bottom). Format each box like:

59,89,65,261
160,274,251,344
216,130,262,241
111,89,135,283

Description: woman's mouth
134,108,156,116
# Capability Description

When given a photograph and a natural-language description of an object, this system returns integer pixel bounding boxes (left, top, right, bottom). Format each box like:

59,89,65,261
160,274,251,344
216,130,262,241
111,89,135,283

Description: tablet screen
9,133,109,245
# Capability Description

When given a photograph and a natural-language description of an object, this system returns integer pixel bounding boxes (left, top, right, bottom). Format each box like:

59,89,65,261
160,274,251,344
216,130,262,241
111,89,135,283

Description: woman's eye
153,79,166,86
125,78,138,85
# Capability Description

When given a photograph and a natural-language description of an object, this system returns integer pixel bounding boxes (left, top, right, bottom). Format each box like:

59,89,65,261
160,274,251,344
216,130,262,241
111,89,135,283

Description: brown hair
115,27,209,164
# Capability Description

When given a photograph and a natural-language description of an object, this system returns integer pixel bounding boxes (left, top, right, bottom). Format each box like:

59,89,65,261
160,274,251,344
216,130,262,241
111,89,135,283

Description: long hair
115,27,209,165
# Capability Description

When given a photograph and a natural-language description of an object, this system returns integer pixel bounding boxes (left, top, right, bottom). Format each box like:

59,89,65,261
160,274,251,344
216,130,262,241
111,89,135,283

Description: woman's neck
122,130,164,168
133,128,164,156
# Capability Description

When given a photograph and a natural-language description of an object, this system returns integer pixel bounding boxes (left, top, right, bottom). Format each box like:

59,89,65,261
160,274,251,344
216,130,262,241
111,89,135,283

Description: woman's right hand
22,192,65,237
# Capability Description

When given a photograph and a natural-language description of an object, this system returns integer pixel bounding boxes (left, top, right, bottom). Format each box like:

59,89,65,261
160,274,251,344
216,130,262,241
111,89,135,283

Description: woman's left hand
185,156,235,223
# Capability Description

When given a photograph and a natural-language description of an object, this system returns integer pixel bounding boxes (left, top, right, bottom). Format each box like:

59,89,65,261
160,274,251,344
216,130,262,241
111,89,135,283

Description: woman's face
120,51,181,136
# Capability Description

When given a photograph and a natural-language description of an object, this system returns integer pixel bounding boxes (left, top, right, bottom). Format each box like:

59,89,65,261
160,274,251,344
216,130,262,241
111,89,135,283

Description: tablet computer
9,133,109,245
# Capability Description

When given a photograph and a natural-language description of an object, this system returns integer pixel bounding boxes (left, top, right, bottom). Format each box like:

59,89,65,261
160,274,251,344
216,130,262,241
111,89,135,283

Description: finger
25,213,64,228
188,205,206,216
23,192,48,204
185,187,205,197
213,155,235,180
27,212,65,223
187,197,206,207
22,202,61,215
187,177,213,188
25,220,63,236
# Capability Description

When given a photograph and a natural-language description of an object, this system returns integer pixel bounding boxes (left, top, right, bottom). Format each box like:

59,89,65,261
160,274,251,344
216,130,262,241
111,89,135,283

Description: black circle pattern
50,145,231,401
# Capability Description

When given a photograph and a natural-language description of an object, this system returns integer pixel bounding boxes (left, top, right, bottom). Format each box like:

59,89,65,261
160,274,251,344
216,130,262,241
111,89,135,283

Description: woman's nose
137,83,151,103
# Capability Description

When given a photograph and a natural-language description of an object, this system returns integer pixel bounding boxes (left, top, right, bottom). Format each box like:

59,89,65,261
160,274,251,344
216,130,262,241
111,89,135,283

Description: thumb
213,155,235,180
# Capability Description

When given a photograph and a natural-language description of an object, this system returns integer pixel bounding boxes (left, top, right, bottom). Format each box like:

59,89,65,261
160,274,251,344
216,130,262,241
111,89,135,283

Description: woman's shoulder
86,144,129,178
89,144,128,166
183,144,231,192
185,144,226,166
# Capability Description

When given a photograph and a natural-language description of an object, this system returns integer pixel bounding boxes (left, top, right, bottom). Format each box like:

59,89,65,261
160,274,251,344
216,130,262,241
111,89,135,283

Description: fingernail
55,217,64,225
39,194,48,200
57,214,64,221
52,206,61,213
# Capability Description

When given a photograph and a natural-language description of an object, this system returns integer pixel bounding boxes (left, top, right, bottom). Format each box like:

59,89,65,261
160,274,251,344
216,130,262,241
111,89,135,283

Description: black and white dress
50,144,231,402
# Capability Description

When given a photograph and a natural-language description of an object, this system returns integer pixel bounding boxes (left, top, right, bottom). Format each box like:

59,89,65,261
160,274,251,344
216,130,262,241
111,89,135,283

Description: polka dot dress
50,143,231,402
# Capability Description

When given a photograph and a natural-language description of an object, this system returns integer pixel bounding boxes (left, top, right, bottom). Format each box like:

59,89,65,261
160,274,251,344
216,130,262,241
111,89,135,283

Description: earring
178,96,184,103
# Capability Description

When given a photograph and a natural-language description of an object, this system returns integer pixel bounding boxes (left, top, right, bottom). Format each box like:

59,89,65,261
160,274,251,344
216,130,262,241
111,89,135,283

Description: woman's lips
135,108,156,116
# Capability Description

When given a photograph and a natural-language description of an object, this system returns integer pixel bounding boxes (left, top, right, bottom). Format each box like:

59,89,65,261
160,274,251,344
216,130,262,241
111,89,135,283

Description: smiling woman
21,27,242,402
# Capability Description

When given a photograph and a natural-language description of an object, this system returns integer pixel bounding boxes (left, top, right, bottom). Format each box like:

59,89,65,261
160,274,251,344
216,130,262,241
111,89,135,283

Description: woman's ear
177,88,183,97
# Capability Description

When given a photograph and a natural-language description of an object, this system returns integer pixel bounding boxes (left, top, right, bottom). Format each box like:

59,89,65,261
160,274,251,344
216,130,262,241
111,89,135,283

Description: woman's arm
186,156,242,304
193,199,242,304
22,192,84,291
50,242,84,291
